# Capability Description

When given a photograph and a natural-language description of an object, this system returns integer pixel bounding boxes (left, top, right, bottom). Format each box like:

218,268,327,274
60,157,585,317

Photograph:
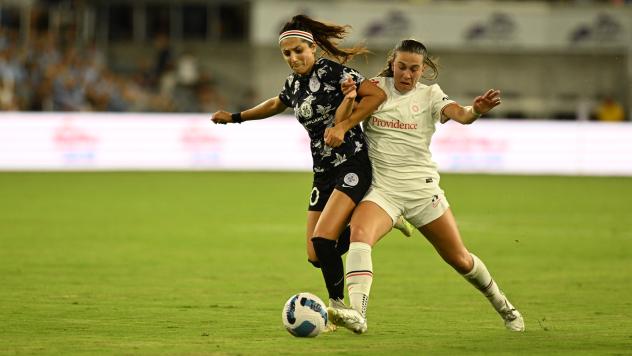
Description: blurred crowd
0,21,626,120
0,28,244,113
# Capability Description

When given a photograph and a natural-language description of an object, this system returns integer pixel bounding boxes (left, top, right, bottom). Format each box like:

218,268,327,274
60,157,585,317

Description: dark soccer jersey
278,58,368,174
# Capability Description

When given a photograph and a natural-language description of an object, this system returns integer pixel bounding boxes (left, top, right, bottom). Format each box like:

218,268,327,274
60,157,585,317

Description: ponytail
280,14,369,64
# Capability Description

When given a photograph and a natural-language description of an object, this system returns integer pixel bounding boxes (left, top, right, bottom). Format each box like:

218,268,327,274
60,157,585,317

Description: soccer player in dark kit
211,15,410,328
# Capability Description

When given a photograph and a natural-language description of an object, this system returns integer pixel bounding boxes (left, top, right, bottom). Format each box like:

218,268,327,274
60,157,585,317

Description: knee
348,223,372,244
310,236,337,257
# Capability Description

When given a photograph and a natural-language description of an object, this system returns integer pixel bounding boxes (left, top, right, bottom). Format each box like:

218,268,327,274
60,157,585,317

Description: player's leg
327,200,389,334
305,211,320,267
336,225,352,256
334,200,392,333
347,201,393,315
317,151,373,332
306,206,352,265
312,189,355,303
329,185,399,334
305,182,330,268
305,210,341,333
311,191,354,331
416,208,471,273
312,150,372,304
418,208,525,331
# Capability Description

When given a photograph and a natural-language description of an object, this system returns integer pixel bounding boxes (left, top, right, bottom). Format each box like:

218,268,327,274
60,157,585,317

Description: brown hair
377,39,439,80
280,14,369,64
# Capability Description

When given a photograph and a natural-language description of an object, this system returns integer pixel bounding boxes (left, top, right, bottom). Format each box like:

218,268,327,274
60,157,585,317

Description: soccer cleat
328,299,368,334
499,296,525,332
393,215,414,237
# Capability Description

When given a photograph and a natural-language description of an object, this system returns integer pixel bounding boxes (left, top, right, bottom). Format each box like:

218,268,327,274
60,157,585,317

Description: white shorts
361,185,450,228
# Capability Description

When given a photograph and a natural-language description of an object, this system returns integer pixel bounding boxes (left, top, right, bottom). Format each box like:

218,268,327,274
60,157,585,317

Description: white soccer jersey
363,77,455,198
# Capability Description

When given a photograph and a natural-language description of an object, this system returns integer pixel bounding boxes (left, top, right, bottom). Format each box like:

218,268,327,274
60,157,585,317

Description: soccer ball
281,292,328,337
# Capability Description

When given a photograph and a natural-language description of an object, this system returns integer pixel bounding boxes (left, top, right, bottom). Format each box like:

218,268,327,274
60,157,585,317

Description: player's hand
341,77,357,99
324,125,345,148
211,110,232,124
473,89,501,115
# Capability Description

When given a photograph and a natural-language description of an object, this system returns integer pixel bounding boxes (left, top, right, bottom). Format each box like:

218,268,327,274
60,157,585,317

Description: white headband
278,30,314,44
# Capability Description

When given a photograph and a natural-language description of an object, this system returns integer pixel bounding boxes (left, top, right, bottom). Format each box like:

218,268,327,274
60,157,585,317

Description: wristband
231,112,243,124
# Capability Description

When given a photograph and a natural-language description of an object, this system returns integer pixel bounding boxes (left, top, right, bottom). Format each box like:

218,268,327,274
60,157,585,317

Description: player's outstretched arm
211,97,287,124
442,89,501,125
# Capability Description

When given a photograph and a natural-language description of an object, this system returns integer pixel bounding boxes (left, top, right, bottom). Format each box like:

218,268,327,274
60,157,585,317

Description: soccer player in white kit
325,39,525,334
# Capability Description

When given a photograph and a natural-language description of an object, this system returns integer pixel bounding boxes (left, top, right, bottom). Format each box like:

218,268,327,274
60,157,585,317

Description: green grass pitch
1,172,631,355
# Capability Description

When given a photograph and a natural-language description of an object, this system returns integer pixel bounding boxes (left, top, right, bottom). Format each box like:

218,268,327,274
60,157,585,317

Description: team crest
299,101,313,118
298,95,315,119
343,173,359,187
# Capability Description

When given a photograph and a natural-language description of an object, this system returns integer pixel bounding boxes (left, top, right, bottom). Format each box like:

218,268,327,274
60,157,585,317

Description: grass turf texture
1,172,631,355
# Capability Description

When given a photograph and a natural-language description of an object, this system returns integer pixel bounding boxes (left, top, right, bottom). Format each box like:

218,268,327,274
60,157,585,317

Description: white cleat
393,215,414,237
499,297,525,332
328,299,367,334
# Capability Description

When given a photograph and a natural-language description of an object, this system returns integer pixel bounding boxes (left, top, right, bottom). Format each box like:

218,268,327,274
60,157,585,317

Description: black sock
336,226,351,256
311,237,345,300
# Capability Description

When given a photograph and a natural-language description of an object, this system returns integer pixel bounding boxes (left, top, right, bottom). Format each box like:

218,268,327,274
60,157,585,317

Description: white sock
462,253,507,313
345,242,373,318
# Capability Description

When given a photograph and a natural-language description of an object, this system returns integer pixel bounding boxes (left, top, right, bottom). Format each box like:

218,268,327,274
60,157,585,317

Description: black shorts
308,150,372,211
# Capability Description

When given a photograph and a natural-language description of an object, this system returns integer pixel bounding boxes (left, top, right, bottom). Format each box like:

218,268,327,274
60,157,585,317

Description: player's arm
325,80,385,147
334,77,357,124
336,80,385,130
442,89,501,125
211,97,287,124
